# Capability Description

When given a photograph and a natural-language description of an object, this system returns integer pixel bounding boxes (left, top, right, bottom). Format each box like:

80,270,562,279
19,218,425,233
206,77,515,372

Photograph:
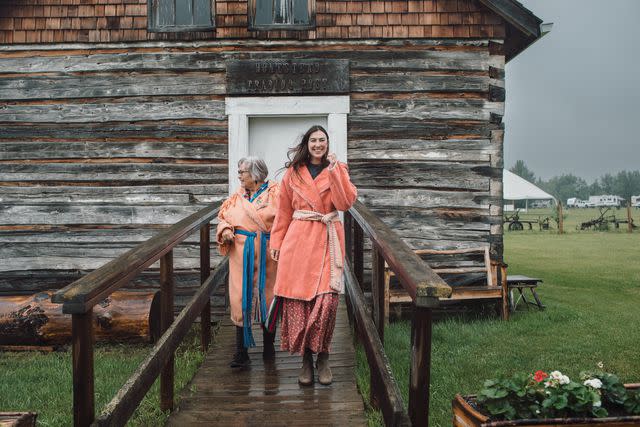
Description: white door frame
225,95,350,194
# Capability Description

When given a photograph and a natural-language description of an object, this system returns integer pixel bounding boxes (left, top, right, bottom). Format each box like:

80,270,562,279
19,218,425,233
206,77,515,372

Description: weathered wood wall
0,38,505,311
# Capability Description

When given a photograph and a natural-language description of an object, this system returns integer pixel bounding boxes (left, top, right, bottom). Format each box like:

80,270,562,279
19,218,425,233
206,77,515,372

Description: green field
357,228,640,426
0,326,206,426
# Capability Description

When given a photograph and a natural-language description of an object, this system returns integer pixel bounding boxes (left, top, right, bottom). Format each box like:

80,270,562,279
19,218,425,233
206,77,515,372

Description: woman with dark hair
269,125,357,386
217,156,279,369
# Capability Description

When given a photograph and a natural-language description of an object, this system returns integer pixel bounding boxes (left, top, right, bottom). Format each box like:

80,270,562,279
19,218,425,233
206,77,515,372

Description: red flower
533,370,548,383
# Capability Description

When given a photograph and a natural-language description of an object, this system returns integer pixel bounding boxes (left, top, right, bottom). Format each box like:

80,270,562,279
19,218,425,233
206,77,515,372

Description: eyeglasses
237,169,249,175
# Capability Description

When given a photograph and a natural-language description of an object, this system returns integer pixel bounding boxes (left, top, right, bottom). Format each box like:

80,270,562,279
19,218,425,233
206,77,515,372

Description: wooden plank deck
166,297,367,426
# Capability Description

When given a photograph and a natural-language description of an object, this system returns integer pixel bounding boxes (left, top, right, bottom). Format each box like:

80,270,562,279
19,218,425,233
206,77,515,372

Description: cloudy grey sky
504,0,640,182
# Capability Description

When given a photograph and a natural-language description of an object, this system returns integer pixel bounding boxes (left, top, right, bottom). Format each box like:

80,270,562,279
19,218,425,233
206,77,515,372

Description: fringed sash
292,210,343,292
234,229,270,348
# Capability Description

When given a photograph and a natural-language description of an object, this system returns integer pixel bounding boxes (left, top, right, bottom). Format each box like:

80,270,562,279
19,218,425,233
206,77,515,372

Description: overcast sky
504,0,640,182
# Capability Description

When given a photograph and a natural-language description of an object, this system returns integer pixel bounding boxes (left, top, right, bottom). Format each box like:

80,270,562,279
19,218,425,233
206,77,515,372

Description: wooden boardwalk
166,298,367,426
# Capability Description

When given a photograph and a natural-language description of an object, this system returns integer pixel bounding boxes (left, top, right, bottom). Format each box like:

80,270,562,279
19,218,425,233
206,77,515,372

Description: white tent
503,169,555,211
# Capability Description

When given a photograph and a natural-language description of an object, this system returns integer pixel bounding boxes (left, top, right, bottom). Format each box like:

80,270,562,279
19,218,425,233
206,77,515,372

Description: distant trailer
588,195,625,208
632,196,640,208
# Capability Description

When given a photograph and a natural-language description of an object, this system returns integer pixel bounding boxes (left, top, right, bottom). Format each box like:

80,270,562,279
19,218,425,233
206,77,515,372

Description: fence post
344,212,353,263
200,223,211,351
627,203,633,233
160,250,175,412
557,201,564,234
72,310,95,427
408,305,433,426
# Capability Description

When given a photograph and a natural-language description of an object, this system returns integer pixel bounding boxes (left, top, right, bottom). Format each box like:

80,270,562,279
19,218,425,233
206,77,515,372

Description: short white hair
238,156,268,182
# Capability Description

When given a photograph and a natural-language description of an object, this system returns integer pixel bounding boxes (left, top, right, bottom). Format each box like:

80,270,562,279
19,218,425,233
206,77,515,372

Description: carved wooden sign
226,59,349,95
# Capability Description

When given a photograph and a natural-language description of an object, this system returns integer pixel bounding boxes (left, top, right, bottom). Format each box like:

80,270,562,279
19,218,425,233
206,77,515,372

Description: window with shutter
249,0,315,30
148,0,215,32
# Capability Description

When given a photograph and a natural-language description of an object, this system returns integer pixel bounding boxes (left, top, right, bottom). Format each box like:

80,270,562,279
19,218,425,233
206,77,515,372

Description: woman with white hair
216,156,279,368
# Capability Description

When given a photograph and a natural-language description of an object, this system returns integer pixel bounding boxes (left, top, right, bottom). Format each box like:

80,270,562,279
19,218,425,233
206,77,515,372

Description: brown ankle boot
298,349,314,386
316,352,332,385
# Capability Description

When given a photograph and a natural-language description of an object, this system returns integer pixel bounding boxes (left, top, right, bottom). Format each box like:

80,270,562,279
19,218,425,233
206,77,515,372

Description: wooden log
0,46,489,74
0,100,226,123
0,412,37,426
0,140,227,161
0,290,161,345
349,161,493,190
0,162,226,183
0,121,228,140
0,74,225,101
0,185,225,205
350,99,503,121
350,73,489,93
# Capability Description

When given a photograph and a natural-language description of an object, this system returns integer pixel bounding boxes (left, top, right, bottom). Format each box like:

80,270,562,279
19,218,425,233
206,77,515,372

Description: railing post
371,247,385,340
409,304,433,426
344,211,353,263
353,222,364,287
200,223,211,351
160,250,174,412
72,310,94,427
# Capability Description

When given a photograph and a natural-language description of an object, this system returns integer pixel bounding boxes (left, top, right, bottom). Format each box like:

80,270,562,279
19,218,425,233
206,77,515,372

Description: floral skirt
280,293,339,355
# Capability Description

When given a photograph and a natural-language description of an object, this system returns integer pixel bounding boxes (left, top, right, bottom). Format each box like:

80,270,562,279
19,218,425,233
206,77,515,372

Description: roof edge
479,0,545,61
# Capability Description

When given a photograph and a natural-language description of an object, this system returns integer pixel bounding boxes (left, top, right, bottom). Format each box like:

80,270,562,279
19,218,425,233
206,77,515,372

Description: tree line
509,160,640,203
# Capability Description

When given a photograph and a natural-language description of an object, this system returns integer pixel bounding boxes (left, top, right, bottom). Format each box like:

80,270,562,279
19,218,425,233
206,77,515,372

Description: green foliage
476,369,620,420
510,160,536,183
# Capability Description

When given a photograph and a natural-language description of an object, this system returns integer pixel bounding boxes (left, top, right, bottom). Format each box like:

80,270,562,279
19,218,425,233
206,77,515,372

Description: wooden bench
507,275,544,311
385,247,509,321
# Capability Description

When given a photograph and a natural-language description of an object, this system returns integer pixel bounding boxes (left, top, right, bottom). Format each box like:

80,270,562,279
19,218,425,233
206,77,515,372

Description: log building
0,0,545,313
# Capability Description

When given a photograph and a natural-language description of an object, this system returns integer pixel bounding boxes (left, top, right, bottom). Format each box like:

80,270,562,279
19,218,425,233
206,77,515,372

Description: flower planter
453,384,640,427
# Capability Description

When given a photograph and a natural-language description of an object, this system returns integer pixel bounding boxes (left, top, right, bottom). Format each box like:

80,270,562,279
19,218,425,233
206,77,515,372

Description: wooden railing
344,201,452,426
51,202,227,427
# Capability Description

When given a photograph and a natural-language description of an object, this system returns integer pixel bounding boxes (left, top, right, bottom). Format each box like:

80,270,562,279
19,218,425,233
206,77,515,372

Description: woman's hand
221,229,234,244
327,152,337,168
270,249,280,262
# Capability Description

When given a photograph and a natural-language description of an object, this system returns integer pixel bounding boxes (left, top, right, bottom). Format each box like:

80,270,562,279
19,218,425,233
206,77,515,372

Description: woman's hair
285,125,330,172
238,156,268,183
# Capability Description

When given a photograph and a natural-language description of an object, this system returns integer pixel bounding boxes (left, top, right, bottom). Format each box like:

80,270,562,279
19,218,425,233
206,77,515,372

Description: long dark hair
285,125,330,174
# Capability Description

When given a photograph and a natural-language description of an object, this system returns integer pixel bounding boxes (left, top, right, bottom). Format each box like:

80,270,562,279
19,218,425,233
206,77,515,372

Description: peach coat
270,162,357,301
216,181,279,327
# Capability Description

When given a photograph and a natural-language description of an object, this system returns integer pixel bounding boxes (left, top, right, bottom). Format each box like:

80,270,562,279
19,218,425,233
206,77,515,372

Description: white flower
584,378,603,389
550,371,564,380
597,361,604,369
593,399,602,408
560,375,570,385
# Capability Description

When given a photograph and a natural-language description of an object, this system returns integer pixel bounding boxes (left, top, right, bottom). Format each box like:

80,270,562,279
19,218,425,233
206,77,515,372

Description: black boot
262,326,276,360
230,326,250,369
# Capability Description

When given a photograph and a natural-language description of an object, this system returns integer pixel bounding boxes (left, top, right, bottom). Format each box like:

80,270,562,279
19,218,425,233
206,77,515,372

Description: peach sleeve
269,173,294,251
327,161,357,211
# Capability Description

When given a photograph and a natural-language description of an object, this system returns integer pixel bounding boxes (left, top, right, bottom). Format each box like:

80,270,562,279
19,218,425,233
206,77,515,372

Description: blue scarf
235,182,271,347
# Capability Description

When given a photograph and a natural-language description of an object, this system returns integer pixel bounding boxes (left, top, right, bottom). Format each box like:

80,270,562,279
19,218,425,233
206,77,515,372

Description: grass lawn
0,326,207,426
356,228,640,426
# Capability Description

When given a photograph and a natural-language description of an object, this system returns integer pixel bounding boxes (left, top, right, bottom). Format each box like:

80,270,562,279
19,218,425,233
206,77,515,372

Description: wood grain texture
165,297,367,426
0,40,505,289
